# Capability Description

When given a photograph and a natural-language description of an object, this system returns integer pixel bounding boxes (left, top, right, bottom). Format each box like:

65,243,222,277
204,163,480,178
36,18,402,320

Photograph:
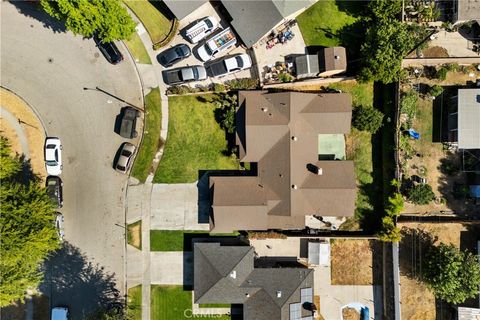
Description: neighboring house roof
295,47,347,77
194,242,315,320
455,0,480,22
209,91,356,233
219,0,315,47
457,89,480,149
163,0,208,20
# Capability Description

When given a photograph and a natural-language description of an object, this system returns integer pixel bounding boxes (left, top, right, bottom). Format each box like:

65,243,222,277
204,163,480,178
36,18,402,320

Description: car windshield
193,67,199,79
235,56,244,68
122,150,132,157
46,160,58,166
46,144,56,149
175,47,183,56
204,45,213,56
117,165,126,171
205,19,213,28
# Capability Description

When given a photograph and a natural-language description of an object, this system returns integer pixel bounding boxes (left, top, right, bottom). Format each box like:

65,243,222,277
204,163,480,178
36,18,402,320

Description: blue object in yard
360,307,370,320
408,129,420,140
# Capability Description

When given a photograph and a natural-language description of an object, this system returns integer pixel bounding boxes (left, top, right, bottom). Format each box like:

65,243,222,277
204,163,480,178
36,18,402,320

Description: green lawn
328,81,375,230
124,0,173,45
153,94,239,183
297,0,360,47
127,285,142,319
150,230,240,251
151,286,231,320
124,32,152,64
131,88,162,183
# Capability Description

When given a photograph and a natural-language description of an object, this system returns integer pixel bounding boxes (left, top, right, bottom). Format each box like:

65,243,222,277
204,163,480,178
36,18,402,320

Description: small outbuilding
294,47,347,79
448,88,480,149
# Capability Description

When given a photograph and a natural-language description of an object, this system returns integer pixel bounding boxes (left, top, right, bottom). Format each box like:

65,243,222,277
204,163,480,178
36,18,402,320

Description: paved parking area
429,30,480,57
150,252,193,285
158,1,255,87
150,183,210,231
250,237,381,320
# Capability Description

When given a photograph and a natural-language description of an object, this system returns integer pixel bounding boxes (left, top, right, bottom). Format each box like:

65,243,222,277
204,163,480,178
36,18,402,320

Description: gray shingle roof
163,0,208,20
457,89,480,149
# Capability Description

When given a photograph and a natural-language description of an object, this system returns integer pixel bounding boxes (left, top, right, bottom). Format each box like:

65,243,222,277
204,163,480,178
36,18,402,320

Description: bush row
166,78,259,95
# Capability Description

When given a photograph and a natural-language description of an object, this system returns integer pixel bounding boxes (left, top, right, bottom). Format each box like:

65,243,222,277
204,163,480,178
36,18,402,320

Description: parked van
197,28,236,62
186,16,219,44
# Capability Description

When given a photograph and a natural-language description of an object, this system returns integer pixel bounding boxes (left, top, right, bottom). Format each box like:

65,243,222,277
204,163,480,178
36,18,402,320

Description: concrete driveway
150,252,193,285
157,1,256,88
1,1,142,317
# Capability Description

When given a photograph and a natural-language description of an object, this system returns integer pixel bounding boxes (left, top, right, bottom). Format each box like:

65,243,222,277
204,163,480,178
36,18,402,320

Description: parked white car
197,28,237,62
186,16,219,44
206,53,252,77
55,213,65,241
44,137,62,176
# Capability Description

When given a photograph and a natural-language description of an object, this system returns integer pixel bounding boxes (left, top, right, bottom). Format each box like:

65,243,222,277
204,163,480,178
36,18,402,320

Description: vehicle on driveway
185,16,219,44
44,137,62,176
206,53,252,77
46,176,63,208
157,44,191,67
119,107,140,139
162,65,207,85
55,213,65,241
197,27,237,62
114,142,136,174
411,175,427,184
93,34,123,65
51,306,69,320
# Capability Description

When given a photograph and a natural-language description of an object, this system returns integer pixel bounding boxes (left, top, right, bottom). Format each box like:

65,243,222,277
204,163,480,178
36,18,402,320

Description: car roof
51,307,68,320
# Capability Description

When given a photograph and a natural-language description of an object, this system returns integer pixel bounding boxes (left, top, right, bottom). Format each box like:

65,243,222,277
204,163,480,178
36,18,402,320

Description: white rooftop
458,89,480,149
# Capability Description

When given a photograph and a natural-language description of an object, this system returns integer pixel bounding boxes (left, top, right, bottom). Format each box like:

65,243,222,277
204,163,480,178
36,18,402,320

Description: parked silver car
115,143,136,174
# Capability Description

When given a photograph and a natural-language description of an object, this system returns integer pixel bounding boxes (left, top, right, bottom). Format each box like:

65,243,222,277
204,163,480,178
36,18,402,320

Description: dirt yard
127,220,142,249
0,87,46,179
330,239,381,285
398,223,479,320
0,294,49,320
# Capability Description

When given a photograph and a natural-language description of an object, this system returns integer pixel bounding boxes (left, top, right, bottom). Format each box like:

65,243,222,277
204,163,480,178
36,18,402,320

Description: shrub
166,85,198,95
224,78,259,90
215,93,237,134
436,67,448,81
352,105,384,133
407,183,435,205
196,84,210,92
378,216,401,242
386,192,404,217
400,90,418,121
212,83,226,92
428,85,444,97
444,63,459,72
278,72,293,83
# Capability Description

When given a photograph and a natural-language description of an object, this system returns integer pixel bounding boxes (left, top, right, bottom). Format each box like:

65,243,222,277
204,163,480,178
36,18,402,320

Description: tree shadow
398,227,436,280
39,242,123,319
335,0,368,17
8,1,67,34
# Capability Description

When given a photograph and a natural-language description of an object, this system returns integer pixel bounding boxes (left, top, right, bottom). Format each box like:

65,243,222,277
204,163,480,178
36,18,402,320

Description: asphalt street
1,2,143,317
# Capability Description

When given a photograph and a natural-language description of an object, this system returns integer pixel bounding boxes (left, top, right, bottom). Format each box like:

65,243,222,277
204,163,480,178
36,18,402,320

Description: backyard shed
456,89,480,149
294,47,347,78
308,240,330,266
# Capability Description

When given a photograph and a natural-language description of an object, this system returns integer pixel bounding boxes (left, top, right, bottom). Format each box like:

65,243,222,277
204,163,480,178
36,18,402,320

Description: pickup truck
206,54,252,77
197,28,236,62
186,16,219,44
119,107,140,139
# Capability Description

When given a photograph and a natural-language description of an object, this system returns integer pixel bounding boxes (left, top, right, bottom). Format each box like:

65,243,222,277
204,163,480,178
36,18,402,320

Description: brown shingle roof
210,91,356,232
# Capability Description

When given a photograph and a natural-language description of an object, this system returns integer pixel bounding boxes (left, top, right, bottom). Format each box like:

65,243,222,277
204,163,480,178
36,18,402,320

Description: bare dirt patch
421,46,449,58
0,87,46,179
127,220,142,249
330,239,381,285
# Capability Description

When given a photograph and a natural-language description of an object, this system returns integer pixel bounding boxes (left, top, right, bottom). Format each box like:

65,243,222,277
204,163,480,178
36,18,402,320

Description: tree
352,105,384,133
40,0,136,42
215,93,237,134
423,243,480,304
407,183,435,205
428,85,444,97
0,136,59,307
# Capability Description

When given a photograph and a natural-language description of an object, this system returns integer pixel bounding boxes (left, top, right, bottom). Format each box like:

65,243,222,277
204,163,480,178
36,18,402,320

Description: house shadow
8,1,67,34
39,242,123,319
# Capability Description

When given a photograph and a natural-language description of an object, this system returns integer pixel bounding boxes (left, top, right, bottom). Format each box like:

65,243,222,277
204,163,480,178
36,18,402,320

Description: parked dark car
157,44,191,67
162,65,207,85
46,176,63,208
93,34,123,64
119,107,140,139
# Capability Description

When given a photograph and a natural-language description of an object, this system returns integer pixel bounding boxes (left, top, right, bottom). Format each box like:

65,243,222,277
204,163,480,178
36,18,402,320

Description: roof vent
317,167,323,175
230,270,237,279
291,136,298,141
334,55,340,60
276,290,282,298
245,293,250,298
292,184,298,190
261,107,268,112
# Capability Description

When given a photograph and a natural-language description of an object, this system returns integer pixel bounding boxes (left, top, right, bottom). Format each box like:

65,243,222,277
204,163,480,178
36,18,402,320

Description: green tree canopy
40,0,136,42
0,136,59,307
352,105,384,133
423,243,480,304
407,183,435,205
